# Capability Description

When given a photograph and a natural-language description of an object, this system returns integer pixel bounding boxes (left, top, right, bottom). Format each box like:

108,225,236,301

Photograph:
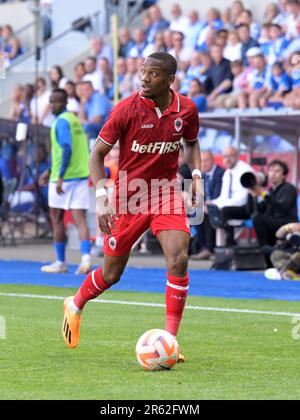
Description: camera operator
249,160,298,248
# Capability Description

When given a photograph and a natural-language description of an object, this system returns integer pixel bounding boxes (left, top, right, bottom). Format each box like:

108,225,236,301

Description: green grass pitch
1,284,300,400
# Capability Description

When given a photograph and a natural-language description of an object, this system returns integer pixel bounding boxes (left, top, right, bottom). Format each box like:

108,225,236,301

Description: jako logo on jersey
131,140,181,154
174,118,183,133
109,237,117,250
141,124,154,129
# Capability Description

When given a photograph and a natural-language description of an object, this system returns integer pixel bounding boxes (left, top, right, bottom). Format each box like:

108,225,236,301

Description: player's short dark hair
268,160,289,176
51,88,68,102
148,52,178,76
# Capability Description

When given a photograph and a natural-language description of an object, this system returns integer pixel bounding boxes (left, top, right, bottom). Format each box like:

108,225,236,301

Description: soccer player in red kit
62,53,203,361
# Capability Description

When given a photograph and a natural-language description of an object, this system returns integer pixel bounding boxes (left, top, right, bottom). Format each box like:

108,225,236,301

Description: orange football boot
62,297,81,349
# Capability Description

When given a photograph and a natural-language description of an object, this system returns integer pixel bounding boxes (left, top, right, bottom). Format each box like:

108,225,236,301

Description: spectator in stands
30,77,53,127
143,31,167,57
259,23,272,56
119,57,141,98
285,0,300,39
264,2,287,26
117,57,127,86
49,65,68,89
147,4,170,44
169,31,194,72
20,84,34,124
1,24,22,65
162,29,173,51
74,62,86,83
222,8,234,30
90,37,113,68
9,84,24,121
142,11,153,40
191,150,225,260
259,61,292,108
283,50,300,107
196,7,223,50
98,57,113,97
128,28,148,58
204,44,234,108
119,28,135,58
223,30,242,62
207,146,253,247
250,160,298,248
282,21,300,59
267,24,290,65
215,29,229,49
180,51,207,95
185,10,203,49
78,81,112,141
169,3,190,35
237,23,260,65
239,48,270,109
231,0,245,25
215,60,249,109
237,9,261,40
83,56,103,92
65,81,80,115
187,79,207,112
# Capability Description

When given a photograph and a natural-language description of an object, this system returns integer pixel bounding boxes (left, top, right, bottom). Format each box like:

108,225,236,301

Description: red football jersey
98,89,199,199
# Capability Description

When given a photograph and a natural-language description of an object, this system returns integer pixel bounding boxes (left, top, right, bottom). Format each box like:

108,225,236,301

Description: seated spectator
215,60,249,109
78,81,112,141
258,23,272,57
98,57,113,97
196,28,217,53
142,31,167,57
142,11,153,40
207,146,254,247
237,23,259,65
1,25,23,65
215,29,229,49
30,77,53,127
204,44,234,108
284,51,300,108
282,20,300,60
231,1,245,26
119,28,135,58
169,31,194,72
180,51,207,95
9,84,24,121
187,79,207,112
285,0,300,40
83,56,103,92
163,29,173,50
250,160,298,250
65,81,80,114
264,2,287,26
128,28,148,58
74,62,86,83
196,8,223,50
169,3,190,35
238,48,270,109
222,8,234,30
259,61,292,108
184,10,203,49
90,37,113,68
49,65,68,89
191,151,225,260
237,9,261,40
147,4,170,44
119,57,141,98
267,24,290,65
223,30,242,62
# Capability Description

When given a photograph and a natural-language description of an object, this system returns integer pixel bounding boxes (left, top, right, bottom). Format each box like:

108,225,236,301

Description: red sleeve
97,102,126,147
183,102,199,143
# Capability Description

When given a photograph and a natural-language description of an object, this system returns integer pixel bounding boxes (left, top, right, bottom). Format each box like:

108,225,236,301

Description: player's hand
96,194,117,236
56,177,64,195
189,177,204,209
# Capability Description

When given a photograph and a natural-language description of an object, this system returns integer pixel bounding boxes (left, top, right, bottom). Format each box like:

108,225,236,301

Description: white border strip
0,292,299,317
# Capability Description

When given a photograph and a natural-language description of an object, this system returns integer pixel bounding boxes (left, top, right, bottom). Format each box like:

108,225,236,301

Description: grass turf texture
1,284,300,400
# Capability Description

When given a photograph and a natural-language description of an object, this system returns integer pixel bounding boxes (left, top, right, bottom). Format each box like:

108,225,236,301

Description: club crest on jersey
109,237,117,251
174,118,183,133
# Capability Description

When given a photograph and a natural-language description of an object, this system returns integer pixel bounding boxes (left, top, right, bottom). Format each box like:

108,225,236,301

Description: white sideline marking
0,292,299,317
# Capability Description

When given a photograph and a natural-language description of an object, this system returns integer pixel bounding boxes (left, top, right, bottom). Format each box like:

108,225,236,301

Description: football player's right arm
89,140,116,235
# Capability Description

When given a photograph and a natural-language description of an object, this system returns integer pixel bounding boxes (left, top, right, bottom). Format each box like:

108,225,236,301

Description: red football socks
74,268,110,310
165,273,189,337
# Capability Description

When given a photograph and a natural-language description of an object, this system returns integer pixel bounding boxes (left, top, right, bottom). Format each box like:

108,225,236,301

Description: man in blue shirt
78,81,112,141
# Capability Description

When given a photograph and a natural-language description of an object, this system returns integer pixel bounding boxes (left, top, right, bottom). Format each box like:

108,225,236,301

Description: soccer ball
135,329,180,371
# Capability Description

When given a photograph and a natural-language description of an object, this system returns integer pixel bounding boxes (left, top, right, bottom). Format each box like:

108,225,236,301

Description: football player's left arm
183,139,204,208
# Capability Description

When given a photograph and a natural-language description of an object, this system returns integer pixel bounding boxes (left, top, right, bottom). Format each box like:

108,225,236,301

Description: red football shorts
103,211,190,257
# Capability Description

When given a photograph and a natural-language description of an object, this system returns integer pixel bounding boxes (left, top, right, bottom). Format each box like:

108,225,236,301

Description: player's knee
166,253,189,277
